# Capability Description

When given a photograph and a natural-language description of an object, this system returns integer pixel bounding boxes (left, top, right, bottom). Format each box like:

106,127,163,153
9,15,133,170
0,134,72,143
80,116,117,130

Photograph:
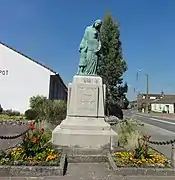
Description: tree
122,98,129,109
97,12,128,111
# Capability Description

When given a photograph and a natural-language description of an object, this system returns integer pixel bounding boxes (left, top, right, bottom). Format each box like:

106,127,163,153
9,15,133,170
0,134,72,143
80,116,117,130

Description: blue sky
0,0,175,100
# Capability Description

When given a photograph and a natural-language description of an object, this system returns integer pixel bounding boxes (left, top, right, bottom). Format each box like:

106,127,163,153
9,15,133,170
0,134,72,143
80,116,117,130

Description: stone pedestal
52,75,117,149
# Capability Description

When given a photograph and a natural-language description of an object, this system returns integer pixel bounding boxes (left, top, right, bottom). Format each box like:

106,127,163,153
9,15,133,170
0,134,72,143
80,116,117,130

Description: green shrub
30,95,47,109
46,100,67,125
29,95,47,117
29,95,67,125
116,118,142,151
25,109,38,120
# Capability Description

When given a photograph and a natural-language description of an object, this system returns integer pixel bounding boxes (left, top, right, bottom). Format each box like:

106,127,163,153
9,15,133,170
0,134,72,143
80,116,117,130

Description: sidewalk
0,163,174,180
137,112,175,120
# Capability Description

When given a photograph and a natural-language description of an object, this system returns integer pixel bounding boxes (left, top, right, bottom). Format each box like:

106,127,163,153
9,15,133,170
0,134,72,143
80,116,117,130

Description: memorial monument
52,19,118,149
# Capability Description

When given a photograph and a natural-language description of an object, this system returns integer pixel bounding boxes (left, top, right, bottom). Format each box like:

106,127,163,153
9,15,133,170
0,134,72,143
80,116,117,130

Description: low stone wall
107,153,175,176
55,147,175,176
0,154,67,177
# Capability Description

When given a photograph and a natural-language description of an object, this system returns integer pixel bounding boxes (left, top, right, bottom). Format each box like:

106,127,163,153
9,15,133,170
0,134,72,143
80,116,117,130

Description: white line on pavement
142,121,175,135
150,118,175,125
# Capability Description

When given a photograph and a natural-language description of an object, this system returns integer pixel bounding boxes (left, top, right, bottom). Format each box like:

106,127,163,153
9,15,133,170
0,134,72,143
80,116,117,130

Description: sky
0,0,175,100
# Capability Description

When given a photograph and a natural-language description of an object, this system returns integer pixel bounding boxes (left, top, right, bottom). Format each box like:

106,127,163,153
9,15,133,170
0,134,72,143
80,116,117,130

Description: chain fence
108,117,175,146
0,128,29,140
148,139,175,145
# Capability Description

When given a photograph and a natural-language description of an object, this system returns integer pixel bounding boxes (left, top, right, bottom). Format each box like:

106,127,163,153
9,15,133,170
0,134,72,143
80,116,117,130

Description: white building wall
0,44,55,113
151,103,174,113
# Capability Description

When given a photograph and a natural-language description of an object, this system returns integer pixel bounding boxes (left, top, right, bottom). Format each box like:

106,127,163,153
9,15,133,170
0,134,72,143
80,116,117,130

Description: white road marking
150,118,175,125
142,121,175,135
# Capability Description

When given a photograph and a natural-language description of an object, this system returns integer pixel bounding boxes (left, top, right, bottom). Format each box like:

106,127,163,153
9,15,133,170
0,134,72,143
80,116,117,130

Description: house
0,42,67,113
129,100,137,108
151,95,175,113
137,93,163,112
137,93,175,113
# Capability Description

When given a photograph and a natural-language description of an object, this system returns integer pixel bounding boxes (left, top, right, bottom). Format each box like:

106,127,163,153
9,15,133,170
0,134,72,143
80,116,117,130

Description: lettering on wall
0,70,9,76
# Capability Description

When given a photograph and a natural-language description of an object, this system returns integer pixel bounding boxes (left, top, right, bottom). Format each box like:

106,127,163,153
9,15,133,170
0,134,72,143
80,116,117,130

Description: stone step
68,155,108,163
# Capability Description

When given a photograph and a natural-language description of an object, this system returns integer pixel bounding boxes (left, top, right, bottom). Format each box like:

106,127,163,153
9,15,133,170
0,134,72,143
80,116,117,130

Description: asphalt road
135,113,175,133
123,109,175,133
123,110,175,159
0,124,28,150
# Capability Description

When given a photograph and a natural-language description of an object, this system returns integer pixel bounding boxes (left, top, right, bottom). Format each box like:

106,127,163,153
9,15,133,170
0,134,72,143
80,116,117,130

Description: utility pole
145,74,149,113
136,92,139,112
137,70,149,113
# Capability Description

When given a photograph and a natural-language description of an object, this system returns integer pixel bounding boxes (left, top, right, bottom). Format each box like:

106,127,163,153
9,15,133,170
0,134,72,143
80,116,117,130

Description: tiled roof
0,41,67,90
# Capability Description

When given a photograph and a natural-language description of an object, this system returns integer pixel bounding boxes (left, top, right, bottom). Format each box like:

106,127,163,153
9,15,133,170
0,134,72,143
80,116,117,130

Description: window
159,104,161,110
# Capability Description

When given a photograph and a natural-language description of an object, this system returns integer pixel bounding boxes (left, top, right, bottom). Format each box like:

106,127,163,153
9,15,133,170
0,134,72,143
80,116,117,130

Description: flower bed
0,114,25,120
112,135,170,168
112,150,169,168
0,122,67,177
108,135,175,176
0,114,28,126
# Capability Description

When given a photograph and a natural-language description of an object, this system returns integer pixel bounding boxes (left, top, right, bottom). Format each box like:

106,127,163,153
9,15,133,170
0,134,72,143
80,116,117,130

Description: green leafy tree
97,12,127,111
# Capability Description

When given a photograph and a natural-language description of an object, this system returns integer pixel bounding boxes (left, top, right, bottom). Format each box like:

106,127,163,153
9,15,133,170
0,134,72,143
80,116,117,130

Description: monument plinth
52,75,118,149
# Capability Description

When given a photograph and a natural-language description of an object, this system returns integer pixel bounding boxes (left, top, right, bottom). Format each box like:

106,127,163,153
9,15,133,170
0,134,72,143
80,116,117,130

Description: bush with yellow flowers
113,135,170,167
0,122,60,166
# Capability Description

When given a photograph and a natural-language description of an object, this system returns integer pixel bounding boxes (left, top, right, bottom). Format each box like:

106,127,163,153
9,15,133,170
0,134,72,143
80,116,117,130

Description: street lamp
136,70,149,113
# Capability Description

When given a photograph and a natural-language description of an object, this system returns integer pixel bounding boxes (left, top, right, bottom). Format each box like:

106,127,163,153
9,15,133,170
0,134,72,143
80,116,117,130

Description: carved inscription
83,77,100,84
76,83,99,116
83,78,92,83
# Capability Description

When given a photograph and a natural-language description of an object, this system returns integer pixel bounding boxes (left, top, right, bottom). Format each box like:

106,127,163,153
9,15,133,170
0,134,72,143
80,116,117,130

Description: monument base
52,75,118,149
52,117,117,149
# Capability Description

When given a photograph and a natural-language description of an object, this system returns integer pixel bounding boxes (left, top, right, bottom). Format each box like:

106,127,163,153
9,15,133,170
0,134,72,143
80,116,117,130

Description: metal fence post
171,143,175,168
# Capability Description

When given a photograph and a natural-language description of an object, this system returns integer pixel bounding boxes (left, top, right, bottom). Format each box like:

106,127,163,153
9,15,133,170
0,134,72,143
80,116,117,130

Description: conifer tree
98,13,128,111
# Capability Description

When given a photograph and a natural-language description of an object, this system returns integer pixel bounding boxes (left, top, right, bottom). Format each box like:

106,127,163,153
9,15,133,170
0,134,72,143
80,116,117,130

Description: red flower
32,137,37,143
29,123,35,131
141,135,152,141
148,135,152,139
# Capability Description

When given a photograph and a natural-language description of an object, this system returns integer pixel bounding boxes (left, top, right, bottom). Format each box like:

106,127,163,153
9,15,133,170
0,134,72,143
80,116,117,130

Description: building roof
151,96,175,104
141,93,175,98
0,41,67,90
141,93,162,97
